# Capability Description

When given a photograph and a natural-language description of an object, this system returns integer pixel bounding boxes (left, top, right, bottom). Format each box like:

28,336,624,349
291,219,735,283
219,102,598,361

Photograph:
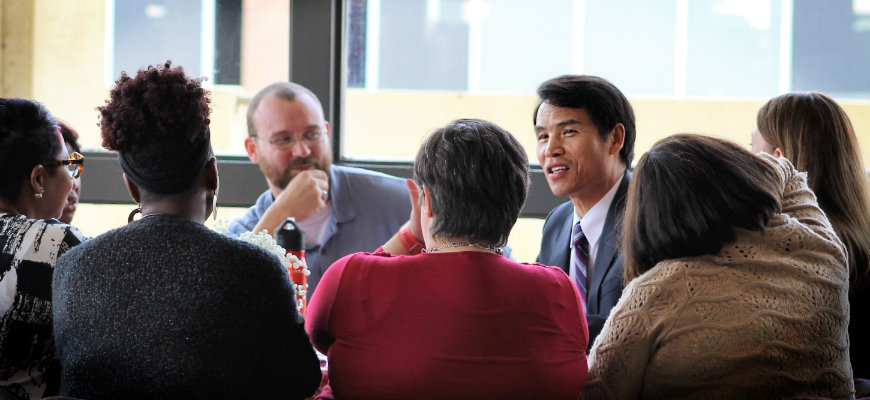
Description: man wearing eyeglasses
227,82,410,297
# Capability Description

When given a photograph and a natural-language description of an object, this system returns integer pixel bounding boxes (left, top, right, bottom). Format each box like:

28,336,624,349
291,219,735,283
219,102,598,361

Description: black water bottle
276,217,308,315
276,217,306,262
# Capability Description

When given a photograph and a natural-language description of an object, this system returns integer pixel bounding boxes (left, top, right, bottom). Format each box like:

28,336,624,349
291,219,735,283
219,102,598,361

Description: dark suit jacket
536,171,631,350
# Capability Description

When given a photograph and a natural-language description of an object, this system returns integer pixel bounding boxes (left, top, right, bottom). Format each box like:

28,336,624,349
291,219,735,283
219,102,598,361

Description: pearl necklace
424,242,503,255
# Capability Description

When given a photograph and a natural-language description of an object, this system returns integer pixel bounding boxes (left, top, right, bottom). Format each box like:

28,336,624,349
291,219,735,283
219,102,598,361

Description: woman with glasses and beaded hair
51,62,321,399
306,119,589,400
0,98,86,400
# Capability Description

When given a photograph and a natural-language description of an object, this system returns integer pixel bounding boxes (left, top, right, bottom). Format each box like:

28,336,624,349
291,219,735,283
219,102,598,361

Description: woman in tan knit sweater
580,134,854,399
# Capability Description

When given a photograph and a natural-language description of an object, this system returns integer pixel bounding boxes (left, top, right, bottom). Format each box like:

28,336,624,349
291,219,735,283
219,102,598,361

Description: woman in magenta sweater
306,119,588,400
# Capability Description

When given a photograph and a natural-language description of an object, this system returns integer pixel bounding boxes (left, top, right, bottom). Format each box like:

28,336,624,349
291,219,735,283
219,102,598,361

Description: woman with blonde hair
753,91,870,382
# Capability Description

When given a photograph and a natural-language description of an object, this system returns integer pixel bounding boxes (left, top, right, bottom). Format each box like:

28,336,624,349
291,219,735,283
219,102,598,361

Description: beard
261,154,332,190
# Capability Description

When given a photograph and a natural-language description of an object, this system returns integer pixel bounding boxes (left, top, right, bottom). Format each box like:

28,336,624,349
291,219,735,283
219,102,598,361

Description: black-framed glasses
252,130,325,150
42,152,84,179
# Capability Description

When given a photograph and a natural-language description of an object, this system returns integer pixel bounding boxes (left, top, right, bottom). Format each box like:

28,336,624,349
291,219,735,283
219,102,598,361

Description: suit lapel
587,172,630,313
553,209,572,273
537,202,574,273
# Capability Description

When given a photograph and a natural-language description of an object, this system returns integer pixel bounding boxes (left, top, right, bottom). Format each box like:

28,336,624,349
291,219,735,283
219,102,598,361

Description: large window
105,0,291,155
341,0,870,163
335,0,869,260
111,0,213,84
2,0,867,261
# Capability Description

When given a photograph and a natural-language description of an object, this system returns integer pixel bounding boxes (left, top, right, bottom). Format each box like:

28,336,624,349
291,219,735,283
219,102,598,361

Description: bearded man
228,82,410,296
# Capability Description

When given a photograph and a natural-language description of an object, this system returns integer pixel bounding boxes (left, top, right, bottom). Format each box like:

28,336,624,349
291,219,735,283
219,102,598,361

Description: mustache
288,156,318,168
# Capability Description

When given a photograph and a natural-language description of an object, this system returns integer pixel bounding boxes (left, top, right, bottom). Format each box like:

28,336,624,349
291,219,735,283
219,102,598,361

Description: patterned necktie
572,222,590,305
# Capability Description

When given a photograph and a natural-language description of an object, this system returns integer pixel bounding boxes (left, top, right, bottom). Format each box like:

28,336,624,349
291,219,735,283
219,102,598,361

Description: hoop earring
128,204,142,223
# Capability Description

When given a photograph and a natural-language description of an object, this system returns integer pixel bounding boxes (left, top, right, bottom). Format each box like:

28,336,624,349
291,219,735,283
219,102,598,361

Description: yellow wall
241,0,290,93
0,0,35,97
30,0,106,143
344,90,870,167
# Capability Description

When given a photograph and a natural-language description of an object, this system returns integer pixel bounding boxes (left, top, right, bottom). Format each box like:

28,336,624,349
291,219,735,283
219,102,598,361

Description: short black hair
535,75,636,167
622,134,781,283
0,98,61,203
414,119,529,246
98,61,211,198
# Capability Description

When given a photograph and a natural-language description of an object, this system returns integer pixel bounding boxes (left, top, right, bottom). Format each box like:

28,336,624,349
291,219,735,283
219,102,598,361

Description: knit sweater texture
52,214,321,399
581,155,854,400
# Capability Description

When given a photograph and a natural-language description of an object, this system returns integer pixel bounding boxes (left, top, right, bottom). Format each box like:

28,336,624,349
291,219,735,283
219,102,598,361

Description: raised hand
277,170,330,220
253,169,329,237
405,179,424,243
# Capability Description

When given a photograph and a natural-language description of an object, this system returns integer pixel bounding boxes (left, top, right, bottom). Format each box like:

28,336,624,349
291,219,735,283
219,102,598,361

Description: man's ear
244,137,259,164
123,173,141,204
608,123,626,156
324,121,331,139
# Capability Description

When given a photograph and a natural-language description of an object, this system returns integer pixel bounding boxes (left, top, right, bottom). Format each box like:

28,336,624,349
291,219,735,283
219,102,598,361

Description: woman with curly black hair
0,98,86,400
52,62,321,399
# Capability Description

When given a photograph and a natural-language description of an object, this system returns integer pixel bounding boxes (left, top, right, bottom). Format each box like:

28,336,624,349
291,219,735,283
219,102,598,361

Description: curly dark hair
0,98,61,202
98,61,211,196
100,61,210,151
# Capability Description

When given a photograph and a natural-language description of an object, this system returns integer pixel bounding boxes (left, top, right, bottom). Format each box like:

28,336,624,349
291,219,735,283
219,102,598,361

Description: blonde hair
757,92,870,292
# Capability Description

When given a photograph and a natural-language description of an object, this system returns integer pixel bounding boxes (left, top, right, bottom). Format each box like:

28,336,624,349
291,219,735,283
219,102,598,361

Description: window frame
294,0,562,218
80,0,564,219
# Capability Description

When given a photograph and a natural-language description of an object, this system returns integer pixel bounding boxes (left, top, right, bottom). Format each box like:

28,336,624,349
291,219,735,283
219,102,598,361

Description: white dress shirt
569,178,622,284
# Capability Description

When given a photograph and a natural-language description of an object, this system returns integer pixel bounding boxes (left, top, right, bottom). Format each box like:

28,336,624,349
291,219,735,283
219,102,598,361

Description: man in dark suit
534,75,636,349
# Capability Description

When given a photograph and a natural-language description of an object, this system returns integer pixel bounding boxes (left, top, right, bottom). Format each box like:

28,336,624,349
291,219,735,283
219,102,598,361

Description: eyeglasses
252,130,325,150
42,152,84,179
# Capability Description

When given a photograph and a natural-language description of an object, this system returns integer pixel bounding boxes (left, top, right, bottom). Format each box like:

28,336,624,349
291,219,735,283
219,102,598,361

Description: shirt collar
571,177,622,251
